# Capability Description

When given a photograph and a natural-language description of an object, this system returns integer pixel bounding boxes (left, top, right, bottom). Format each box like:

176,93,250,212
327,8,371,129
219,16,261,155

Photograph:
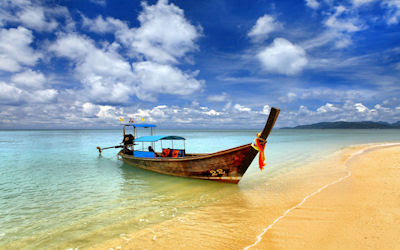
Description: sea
1,129,400,249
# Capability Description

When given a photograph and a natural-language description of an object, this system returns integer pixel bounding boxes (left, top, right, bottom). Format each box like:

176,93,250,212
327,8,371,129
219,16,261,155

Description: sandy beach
253,143,400,250
93,143,400,249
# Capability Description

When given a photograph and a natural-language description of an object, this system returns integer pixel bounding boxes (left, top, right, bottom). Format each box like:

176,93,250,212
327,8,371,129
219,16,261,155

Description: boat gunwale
119,143,252,162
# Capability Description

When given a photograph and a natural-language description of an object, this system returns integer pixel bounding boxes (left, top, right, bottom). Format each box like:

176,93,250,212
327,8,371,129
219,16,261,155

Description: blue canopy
123,123,156,128
135,135,185,142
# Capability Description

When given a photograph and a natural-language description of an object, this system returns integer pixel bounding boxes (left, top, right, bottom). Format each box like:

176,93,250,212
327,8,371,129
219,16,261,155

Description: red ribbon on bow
251,133,266,170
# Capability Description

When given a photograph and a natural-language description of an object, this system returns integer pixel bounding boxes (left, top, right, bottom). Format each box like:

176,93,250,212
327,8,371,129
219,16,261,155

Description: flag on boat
119,117,124,122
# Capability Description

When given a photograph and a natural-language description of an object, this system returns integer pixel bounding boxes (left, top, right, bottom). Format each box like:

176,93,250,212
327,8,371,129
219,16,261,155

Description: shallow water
1,129,400,249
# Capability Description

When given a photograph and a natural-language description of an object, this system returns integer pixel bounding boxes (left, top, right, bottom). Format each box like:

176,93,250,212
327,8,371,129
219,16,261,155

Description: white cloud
234,104,251,112
127,0,201,63
317,103,339,113
278,92,297,102
49,33,93,59
373,104,391,112
84,79,132,104
351,0,376,6
257,38,308,75
0,1,67,32
78,44,132,80
354,102,368,112
82,102,99,115
0,27,40,72
28,89,58,103
260,104,270,115
0,81,23,104
132,61,204,100
301,31,337,50
333,35,352,48
18,6,58,32
248,14,281,42
82,0,202,63
325,6,364,33
280,101,400,127
0,80,57,105
97,105,122,119
50,33,135,103
1,96,398,128
203,109,221,116
11,69,46,89
80,102,124,120
383,0,400,25
305,0,320,9
322,5,366,48
302,4,368,50
82,15,127,34
207,93,227,102
50,31,204,103
298,88,375,102
126,104,236,126
90,0,106,7
69,1,205,103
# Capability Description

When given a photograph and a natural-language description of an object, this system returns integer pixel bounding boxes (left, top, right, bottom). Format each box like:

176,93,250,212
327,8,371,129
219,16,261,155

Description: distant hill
282,121,400,129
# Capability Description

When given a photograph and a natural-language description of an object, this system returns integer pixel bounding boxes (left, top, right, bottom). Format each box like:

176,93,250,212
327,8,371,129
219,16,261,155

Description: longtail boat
97,107,280,184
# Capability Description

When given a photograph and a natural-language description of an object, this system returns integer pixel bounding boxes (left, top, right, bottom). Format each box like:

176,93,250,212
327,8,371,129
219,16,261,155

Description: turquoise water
1,129,400,249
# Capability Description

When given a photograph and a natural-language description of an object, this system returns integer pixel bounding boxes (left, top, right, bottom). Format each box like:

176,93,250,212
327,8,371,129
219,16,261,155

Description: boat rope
251,133,267,170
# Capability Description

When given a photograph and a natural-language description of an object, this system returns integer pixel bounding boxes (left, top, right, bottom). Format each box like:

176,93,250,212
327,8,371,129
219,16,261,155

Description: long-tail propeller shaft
96,145,123,154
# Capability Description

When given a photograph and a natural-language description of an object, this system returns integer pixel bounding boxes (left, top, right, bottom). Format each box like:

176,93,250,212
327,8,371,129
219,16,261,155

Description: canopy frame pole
151,128,154,149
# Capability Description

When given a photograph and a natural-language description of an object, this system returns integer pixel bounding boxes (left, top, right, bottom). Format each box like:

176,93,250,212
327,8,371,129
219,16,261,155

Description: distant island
282,121,400,129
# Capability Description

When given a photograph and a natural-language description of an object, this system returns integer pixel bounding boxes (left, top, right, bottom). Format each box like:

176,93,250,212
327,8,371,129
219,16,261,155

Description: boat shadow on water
96,153,239,194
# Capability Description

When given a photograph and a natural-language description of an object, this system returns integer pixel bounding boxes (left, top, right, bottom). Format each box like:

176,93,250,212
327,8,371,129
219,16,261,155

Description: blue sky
0,0,399,129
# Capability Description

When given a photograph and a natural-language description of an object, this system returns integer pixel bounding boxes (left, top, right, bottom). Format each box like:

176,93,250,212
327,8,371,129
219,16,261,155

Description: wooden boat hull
118,144,252,184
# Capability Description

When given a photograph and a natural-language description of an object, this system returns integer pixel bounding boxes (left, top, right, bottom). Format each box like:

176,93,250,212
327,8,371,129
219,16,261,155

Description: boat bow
238,107,280,175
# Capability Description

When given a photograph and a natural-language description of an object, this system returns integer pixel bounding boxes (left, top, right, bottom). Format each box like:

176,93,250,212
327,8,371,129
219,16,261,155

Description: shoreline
245,142,400,249
92,142,400,249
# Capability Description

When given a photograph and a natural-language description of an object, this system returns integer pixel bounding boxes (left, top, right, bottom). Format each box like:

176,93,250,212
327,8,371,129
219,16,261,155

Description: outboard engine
122,134,134,146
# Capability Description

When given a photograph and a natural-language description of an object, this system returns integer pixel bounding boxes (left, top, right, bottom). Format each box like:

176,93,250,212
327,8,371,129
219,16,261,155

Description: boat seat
133,151,155,158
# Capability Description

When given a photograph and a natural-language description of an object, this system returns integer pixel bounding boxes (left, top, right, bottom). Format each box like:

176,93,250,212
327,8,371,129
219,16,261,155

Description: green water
1,129,400,249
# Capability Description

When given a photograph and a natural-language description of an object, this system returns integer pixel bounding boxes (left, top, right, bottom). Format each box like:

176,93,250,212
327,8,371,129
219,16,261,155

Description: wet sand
93,143,400,249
